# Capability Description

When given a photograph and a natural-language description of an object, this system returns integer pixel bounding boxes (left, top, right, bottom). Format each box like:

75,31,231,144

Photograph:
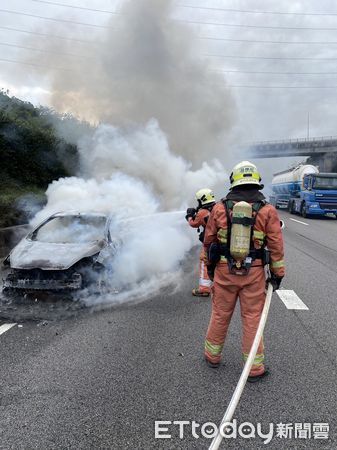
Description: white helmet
230,161,262,189
195,188,215,206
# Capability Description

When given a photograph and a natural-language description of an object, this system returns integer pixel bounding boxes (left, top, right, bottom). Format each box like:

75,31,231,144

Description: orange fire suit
188,208,212,294
203,200,285,376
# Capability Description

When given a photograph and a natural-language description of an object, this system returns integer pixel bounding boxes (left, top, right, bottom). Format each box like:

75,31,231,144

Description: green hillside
0,90,81,227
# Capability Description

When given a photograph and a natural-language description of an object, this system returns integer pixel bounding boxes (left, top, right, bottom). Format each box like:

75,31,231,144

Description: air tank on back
230,201,252,265
272,164,319,196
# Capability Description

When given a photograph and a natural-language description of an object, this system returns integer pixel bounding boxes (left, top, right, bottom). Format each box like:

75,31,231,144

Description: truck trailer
270,164,337,218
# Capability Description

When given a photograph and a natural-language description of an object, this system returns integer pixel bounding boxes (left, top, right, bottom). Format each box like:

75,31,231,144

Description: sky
1,0,337,148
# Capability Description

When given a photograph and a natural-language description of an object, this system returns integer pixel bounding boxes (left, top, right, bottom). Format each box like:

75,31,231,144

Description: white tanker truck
270,164,337,218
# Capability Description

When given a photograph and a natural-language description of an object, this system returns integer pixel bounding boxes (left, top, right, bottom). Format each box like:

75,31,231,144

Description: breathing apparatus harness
208,199,270,276
197,203,215,243
186,202,215,243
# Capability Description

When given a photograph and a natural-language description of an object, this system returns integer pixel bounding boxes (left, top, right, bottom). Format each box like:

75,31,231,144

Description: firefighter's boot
192,288,210,297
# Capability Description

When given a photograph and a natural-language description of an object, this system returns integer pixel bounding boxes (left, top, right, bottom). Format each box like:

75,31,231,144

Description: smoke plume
26,0,235,164
23,0,237,303
31,119,223,303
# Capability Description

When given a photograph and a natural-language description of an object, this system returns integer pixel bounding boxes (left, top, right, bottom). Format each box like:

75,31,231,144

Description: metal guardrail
246,135,337,147
240,136,337,160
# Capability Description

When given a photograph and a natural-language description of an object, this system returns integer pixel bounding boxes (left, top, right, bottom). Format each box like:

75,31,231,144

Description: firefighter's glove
185,208,196,221
269,273,283,291
207,264,215,282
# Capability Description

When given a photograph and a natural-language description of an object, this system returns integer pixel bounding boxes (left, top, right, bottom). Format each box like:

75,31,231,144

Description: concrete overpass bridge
246,136,337,171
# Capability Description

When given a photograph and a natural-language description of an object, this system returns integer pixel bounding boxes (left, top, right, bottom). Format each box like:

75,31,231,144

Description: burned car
2,212,120,293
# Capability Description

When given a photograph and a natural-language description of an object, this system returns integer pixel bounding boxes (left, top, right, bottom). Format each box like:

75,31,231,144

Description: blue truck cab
288,173,337,218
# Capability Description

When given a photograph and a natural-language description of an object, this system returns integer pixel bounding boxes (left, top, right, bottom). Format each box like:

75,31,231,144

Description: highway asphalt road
0,211,336,449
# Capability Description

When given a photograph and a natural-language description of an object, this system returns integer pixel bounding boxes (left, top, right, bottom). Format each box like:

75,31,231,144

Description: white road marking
276,290,309,310
289,218,309,226
0,323,17,336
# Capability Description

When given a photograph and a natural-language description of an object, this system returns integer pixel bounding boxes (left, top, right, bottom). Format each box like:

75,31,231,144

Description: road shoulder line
0,323,17,336
289,218,309,226
276,290,309,310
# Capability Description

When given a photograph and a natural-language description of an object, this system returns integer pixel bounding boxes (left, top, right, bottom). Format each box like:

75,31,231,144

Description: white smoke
78,119,226,208
109,211,194,290
34,119,226,223
32,173,159,226
23,0,235,304
22,0,235,165
31,120,224,304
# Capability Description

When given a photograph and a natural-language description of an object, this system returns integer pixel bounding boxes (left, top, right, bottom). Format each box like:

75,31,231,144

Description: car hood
9,238,105,270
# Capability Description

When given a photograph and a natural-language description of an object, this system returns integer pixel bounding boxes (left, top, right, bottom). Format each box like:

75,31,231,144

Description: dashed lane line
289,218,309,226
276,290,309,310
0,323,17,336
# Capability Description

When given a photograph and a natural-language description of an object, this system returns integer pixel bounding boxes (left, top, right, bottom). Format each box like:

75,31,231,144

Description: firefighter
203,161,285,382
185,188,216,297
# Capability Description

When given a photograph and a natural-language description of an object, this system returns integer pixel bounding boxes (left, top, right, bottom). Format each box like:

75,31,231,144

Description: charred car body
2,212,120,293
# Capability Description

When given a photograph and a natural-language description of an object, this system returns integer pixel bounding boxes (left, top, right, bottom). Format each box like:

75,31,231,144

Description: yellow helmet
195,188,215,206
230,161,262,189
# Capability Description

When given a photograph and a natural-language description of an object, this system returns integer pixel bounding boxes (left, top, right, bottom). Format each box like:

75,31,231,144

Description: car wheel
289,201,295,214
301,202,309,218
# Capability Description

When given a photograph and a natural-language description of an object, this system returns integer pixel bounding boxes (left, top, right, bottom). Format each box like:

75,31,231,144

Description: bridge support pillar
320,153,337,172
